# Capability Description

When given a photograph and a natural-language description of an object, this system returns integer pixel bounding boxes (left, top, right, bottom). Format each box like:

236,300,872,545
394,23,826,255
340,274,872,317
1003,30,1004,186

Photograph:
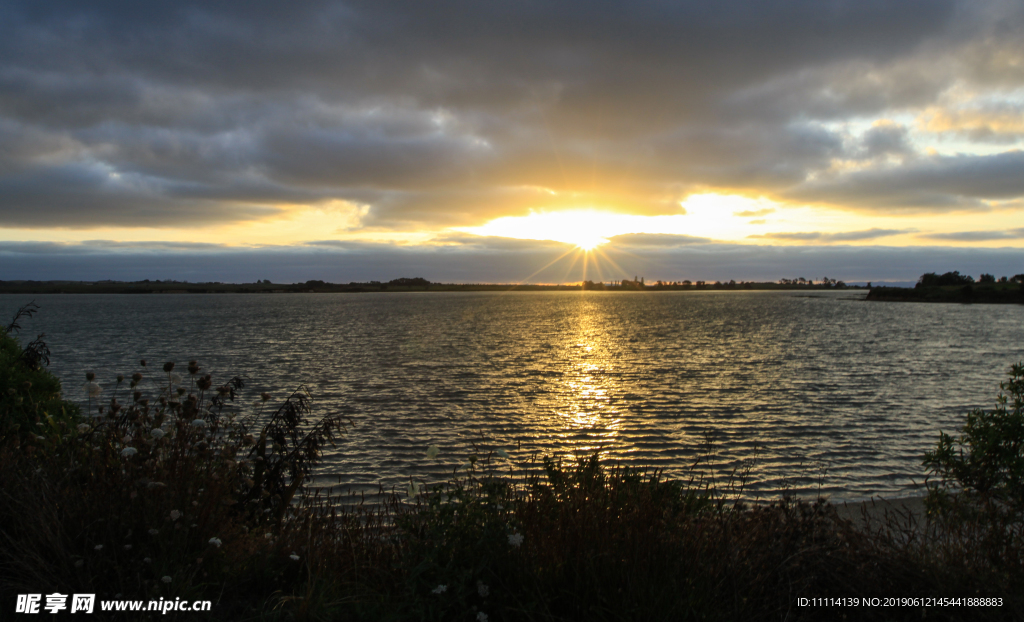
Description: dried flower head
188,360,200,375
163,362,175,373
85,371,95,381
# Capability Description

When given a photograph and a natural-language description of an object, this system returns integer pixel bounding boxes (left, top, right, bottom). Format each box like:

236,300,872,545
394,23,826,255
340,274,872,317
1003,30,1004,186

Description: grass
1,320,1022,620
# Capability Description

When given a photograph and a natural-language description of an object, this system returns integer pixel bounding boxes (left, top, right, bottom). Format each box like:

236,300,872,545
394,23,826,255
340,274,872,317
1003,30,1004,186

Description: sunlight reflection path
552,297,622,461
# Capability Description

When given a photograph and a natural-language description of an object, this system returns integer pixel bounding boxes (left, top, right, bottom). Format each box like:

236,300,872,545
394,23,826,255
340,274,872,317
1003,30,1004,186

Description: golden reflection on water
553,296,622,461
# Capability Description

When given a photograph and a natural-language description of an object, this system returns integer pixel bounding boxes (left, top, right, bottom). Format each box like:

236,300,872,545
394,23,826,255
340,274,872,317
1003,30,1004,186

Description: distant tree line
916,271,1024,288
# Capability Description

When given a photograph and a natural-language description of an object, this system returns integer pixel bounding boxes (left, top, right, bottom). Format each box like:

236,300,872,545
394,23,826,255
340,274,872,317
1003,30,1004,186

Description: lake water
3,290,1022,502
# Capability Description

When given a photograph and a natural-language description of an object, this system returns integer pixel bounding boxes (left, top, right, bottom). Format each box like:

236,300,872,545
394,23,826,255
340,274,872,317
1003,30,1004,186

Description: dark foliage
917,271,976,287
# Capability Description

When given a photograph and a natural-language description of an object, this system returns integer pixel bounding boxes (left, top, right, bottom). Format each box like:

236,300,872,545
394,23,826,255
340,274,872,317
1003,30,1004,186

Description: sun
457,209,615,249
573,235,607,251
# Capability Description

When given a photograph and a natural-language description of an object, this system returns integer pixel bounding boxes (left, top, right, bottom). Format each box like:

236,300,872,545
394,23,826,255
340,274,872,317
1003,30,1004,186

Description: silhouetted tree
917,271,975,288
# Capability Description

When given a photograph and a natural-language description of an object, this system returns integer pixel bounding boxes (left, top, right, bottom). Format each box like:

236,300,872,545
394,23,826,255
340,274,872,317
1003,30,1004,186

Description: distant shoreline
0,280,868,295
866,283,1024,304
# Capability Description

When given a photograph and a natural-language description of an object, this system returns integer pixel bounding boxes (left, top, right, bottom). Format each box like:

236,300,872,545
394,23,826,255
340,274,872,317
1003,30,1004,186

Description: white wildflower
161,576,172,584
208,537,222,548
477,612,488,622
120,447,137,458
431,584,448,594
508,532,524,547
148,529,159,536
169,373,183,385
84,382,102,397
289,553,300,561
94,544,103,551
191,419,207,428
169,510,181,521
496,449,510,460
477,580,489,597
76,423,91,434
426,445,440,460
150,428,165,440
407,482,421,498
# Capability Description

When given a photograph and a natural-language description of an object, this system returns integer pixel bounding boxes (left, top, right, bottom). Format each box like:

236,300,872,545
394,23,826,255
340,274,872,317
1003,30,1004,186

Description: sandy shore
833,495,929,529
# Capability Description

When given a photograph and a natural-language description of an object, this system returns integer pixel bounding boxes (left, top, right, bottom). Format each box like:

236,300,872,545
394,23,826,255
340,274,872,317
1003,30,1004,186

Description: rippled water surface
4,290,1022,501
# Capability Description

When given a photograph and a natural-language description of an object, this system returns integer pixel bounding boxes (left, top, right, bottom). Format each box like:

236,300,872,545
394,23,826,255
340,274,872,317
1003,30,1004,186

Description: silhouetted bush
916,271,976,287
0,303,79,444
924,363,1024,567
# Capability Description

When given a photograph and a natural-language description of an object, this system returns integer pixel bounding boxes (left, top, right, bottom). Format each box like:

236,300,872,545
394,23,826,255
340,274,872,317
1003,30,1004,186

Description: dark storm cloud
6,0,1019,230
859,123,915,159
785,150,1024,212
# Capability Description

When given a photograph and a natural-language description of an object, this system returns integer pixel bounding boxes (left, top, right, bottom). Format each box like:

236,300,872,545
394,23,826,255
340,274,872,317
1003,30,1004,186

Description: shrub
0,303,80,444
0,348,350,611
916,271,975,287
923,363,1024,565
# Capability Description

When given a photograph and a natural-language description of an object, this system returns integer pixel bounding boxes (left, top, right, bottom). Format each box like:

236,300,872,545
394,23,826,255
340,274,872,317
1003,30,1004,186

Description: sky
2,0,1024,284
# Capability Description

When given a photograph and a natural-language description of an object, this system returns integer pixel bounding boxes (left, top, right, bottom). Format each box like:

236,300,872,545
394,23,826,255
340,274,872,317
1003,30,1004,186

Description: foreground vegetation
1,307,1022,620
